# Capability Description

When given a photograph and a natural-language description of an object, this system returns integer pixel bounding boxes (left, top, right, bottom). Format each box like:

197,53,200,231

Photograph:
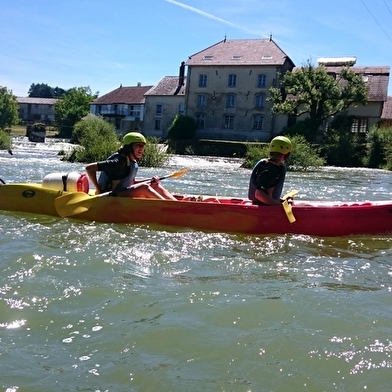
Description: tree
167,114,196,140
28,83,66,98
268,61,368,140
0,86,19,131
54,86,98,134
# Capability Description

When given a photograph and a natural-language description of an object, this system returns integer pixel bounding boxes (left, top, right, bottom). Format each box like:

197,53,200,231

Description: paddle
282,189,298,223
54,168,190,218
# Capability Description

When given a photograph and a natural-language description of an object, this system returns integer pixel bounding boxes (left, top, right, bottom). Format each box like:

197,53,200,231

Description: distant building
143,62,186,138
380,96,392,128
184,38,295,141
89,83,153,134
17,97,57,123
314,57,389,136
89,39,391,142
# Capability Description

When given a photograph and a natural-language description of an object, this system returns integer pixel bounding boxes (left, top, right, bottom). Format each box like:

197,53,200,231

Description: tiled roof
92,85,154,105
318,65,390,102
186,38,294,67
144,76,186,96
381,96,392,119
17,97,58,104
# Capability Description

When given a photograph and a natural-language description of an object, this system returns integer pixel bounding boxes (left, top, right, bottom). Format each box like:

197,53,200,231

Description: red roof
92,85,154,105
186,38,294,67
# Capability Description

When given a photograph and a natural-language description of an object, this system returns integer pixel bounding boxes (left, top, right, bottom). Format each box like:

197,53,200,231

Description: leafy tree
167,114,196,140
67,114,120,162
322,115,363,167
362,125,392,169
0,86,19,131
28,83,55,98
54,86,98,133
268,61,368,140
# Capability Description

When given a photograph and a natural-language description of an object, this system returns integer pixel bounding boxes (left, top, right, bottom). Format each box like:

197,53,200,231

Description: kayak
1,182,392,237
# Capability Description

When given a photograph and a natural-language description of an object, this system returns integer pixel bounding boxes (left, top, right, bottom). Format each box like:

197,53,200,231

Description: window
226,94,235,108
156,104,162,116
197,94,206,107
351,118,368,133
154,119,161,130
253,115,263,130
195,114,205,128
199,74,207,87
228,74,237,87
224,114,234,129
257,74,266,87
255,94,265,108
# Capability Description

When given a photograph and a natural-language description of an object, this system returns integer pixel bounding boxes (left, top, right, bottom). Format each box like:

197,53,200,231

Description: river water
1,138,392,392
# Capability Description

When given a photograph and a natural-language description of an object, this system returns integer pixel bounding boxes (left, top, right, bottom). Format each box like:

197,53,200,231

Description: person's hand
286,197,294,205
150,176,160,188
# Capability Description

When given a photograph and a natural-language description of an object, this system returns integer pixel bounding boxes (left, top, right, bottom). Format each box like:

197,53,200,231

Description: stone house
312,58,390,136
89,83,153,133
184,38,295,141
143,62,186,139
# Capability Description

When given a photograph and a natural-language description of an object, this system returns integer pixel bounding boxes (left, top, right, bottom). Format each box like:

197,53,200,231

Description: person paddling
85,132,176,200
248,136,292,205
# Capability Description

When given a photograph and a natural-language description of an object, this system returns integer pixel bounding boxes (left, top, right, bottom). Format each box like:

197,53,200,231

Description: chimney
174,61,185,96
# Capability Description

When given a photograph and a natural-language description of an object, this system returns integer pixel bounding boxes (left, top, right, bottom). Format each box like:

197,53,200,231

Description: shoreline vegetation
6,122,392,172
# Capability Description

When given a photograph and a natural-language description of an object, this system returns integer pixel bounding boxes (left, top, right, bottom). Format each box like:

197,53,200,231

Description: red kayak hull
1,184,392,236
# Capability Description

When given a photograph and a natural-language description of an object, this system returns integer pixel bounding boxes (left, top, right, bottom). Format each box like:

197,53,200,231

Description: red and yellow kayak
1,182,392,237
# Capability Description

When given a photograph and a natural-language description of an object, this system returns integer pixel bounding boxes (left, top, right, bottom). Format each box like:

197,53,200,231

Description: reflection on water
1,138,392,391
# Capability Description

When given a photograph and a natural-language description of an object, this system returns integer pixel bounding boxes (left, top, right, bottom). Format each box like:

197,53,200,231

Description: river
1,138,392,392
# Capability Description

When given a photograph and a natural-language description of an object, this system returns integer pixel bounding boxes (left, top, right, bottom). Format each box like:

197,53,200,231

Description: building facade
17,97,57,123
184,38,295,141
89,84,153,134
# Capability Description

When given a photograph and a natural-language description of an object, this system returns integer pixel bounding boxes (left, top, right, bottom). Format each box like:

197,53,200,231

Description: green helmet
269,136,292,154
123,132,146,146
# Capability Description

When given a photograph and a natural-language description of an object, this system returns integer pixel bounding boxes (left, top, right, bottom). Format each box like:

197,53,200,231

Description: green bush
67,114,120,162
242,134,325,171
167,114,196,140
0,130,11,151
321,115,363,166
139,137,170,167
362,125,392,169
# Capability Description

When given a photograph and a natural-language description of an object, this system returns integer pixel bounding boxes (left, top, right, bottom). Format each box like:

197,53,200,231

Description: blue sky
2,0,392,97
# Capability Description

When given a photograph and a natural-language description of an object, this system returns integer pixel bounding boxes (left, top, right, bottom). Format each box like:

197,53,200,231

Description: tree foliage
321,115,363,166
0,86,19,131
54,86,98,131
167,114,196,140
28,83,66,98
268,61,368,140
362,125,392,170
67,114,120,162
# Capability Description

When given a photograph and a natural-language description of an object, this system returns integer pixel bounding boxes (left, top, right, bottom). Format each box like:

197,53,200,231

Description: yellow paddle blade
166,168,190,179
282,189,298,200
55,192,93,218
282,199,296,223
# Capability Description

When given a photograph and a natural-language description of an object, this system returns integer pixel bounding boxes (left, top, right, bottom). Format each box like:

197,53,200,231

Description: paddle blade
165,168,190,179
55,192,93,218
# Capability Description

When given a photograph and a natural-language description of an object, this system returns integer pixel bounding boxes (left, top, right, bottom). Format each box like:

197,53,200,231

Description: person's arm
85,163,101,194
254,188,282,206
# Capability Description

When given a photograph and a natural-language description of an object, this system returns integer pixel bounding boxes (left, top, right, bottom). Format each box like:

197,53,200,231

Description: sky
2,0,392,97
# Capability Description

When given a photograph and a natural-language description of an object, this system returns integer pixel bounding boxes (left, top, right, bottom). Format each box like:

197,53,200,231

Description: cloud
165,0,268,37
